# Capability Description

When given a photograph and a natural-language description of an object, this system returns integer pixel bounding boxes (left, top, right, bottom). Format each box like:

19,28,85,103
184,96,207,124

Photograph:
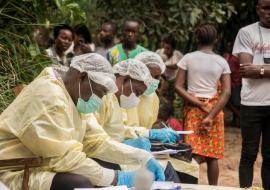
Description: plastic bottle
134,165,154,190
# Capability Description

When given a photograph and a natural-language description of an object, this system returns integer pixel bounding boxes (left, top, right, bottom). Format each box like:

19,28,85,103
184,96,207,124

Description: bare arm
206,74,231,120
265,65,270,77
239,52,270,78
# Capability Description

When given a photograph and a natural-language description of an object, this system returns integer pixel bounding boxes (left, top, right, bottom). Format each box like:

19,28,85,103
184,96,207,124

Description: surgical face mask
120,80,140,109
143,79,159,96
76,77,102,114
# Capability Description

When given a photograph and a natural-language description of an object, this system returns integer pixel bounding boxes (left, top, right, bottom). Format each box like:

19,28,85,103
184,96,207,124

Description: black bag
164,161,181,183
151,142,193,162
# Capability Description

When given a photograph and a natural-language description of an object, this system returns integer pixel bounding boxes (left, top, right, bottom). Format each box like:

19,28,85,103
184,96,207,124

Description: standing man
107,20,146,65
96,22,117,58
233,0,270,189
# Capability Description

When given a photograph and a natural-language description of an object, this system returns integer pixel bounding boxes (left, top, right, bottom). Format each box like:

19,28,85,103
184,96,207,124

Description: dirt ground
198,127,263,188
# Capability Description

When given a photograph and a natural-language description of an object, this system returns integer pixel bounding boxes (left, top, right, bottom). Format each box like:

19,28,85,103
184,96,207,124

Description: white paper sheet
151,181,179,190
176,131,194,135
0,181,9,190
152,149,191,155
75,185,128,190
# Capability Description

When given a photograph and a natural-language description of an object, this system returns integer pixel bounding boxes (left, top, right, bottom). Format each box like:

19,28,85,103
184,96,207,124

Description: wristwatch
260,67,265,78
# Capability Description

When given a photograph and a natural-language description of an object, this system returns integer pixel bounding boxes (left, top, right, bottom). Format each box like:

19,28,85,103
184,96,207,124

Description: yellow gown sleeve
94,94,125,142
17,105,115,186
122,93,160,139
95,94,150,140
123,125,150,139
122,93,159,130
137,93,159,129
83,114,153,166
122,107,140,127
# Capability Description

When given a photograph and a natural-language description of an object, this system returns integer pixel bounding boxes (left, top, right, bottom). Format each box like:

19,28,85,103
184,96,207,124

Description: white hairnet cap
135,51,166,73
113,59,154,87
70,53,118,93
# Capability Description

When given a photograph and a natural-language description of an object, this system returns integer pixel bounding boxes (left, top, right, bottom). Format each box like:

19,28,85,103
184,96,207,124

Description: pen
161,122,169,128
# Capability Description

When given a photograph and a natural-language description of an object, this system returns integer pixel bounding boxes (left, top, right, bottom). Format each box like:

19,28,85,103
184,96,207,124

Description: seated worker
0,53,164,190
73,24,95,56
122,51,165,129
46,24,74,66
107,19,146,65
95,58,180,148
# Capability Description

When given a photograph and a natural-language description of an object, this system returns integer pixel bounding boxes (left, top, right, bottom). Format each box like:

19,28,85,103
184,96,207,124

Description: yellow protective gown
95,93,156,141
0,67,152,190
94,93,126,142
122,93,159,129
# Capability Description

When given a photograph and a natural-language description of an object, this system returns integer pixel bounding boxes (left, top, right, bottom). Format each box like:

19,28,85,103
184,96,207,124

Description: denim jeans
239,105,270,189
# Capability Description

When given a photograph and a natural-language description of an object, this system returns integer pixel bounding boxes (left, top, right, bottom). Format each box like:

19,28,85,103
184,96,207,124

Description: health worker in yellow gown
0,53,164,190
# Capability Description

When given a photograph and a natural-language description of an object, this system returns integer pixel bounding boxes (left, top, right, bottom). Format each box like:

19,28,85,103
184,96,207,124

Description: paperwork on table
176,131,194,135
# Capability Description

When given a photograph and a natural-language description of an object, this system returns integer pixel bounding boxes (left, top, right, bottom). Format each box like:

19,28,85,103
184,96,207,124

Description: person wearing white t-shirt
175,24,231,186
233,0,270,189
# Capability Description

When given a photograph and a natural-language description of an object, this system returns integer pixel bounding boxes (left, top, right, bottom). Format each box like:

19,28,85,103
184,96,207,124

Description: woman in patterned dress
174,24,231,185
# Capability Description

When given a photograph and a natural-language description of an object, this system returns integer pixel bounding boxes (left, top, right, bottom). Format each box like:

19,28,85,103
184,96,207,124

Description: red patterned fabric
183,95,224,159
224,54,241,88
167,118,183,131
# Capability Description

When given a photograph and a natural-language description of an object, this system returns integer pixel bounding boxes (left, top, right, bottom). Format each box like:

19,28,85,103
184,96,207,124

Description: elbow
174,82,178,89
174,85,183,95
174,82,183,91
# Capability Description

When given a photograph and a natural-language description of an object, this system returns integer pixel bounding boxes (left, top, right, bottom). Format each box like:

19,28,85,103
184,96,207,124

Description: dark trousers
239,105,270,189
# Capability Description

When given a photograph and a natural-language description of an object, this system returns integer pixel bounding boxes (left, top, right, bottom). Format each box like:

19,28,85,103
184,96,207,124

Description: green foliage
0,39,51,111
0,0,52,111
54,0,86,24
94,0,236,51
0,0,257,112
220,0,257,49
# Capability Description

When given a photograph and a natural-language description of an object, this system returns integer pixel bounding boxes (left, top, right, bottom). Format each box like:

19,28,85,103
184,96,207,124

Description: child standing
175,24,231,185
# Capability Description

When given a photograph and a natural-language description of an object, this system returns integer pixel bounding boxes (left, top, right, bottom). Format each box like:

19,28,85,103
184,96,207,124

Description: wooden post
22,163,29,190
0,157,42,190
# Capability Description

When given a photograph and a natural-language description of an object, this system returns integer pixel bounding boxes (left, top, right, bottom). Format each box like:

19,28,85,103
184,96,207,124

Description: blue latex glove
149,128,180,143
122,137,151,151
146,158,165,181
117,171,136,187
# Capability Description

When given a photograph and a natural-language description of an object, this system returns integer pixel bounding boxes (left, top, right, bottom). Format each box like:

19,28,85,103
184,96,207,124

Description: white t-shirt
177,51,231,98
233,22,270,106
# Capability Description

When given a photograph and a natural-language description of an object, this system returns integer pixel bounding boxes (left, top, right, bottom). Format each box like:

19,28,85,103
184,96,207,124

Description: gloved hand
149,128,181,143
122,137,151,151
146,158,165,181
117,171,136,187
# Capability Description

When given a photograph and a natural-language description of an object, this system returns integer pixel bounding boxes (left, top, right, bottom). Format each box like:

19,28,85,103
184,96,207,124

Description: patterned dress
183,94,224,159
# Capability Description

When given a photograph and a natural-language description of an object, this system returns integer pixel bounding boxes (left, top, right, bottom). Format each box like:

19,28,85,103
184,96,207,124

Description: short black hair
74,24,92,43
53,24,74,40
195,24,217,46
102,21,117,34
123,19,139,29
163,36,177,49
